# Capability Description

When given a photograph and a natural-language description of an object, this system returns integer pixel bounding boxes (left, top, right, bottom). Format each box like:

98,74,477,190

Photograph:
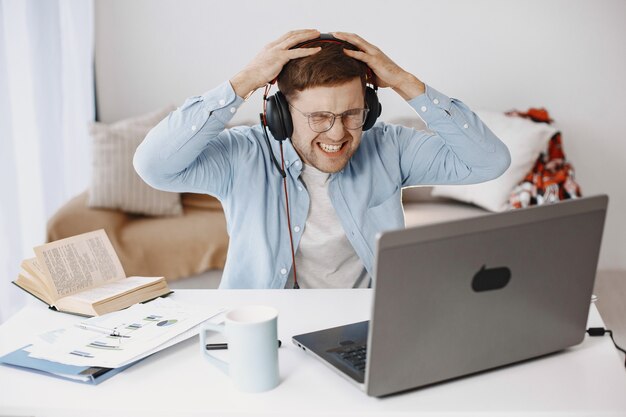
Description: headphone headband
289,34,373,85
290,34,360,52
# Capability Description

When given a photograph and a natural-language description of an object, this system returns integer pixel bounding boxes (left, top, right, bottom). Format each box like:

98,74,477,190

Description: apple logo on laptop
471,264,511,292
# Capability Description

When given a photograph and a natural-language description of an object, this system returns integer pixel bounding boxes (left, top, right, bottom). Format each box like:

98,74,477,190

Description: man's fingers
331,32,377,53
268,29,319,48
287,47,322,59
342,48,372,64
276,29,321,50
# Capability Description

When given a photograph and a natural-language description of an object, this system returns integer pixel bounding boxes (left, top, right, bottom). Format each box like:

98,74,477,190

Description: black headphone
262,34,382,142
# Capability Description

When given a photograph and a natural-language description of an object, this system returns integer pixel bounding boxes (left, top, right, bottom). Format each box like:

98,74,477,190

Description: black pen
206,340,282,350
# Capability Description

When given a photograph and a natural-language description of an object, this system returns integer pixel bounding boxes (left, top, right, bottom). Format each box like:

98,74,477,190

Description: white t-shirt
285,164,370,289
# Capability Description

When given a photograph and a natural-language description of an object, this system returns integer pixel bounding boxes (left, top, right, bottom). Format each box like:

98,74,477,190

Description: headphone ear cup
266,91,293,141
363,87,382,131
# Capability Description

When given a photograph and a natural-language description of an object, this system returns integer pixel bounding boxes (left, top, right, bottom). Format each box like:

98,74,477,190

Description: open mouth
318,142,347,154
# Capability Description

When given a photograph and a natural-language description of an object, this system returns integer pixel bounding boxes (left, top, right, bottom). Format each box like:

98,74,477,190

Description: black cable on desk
587,327,626,367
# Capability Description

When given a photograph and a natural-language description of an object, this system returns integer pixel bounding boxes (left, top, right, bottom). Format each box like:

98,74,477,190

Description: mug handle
199,322,229,374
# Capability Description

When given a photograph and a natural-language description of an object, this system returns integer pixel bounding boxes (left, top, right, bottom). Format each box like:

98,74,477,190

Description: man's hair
277,42,368,100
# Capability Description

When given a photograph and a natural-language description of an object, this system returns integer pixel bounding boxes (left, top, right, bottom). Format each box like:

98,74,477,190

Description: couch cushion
88,106,182,216
403,200,488,228
181,193,223,210
402,186,438,203
118,205,228,280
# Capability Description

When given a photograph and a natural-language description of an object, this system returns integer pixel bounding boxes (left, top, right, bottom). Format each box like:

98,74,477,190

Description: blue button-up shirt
134,81,510,289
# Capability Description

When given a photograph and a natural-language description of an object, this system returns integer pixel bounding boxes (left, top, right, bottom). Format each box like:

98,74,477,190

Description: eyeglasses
289,104,370,133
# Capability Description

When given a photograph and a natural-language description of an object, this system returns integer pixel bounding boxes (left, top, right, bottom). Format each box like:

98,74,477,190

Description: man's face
288,77,365,173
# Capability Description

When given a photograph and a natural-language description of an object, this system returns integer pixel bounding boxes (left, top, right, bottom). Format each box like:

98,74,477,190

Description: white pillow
431,110,557,212
88,106,182,216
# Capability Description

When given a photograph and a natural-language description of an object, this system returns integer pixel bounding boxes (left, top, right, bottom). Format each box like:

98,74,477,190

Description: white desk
1,290,625,417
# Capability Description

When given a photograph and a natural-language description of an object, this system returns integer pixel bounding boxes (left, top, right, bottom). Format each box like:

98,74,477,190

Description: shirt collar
271,138,344,180
279,139,302,171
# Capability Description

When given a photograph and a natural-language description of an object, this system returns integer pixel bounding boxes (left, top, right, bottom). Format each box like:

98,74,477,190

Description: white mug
199,305,279,392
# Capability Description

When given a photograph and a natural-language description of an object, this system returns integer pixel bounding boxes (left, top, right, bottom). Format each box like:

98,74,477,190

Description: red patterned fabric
507,108,582,209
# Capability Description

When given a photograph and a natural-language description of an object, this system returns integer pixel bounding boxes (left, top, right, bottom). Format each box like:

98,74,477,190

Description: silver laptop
292,195,608,397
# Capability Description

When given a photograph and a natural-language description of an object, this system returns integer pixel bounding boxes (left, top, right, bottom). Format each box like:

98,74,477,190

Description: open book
13,229,171,316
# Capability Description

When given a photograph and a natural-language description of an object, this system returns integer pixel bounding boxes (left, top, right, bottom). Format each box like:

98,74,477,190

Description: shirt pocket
366,185,405,234
161,97,211,158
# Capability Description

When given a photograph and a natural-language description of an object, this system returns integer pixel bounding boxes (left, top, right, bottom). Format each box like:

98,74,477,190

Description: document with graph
23,297,224,368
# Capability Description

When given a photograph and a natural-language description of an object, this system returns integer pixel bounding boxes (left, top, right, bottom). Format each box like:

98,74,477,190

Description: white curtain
0,0,94,323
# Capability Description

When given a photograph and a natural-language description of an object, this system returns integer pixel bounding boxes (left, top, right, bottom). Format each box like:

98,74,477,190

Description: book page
21,258,57,296
33,229,126,300
58,276,164,305
14,272,52,305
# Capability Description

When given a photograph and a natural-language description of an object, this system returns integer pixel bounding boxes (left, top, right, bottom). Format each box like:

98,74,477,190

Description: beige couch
47,187,487,283
402,186,488,227
47,192,229,282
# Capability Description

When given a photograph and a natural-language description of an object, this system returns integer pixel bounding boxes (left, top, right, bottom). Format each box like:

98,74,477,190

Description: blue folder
0,344,140,384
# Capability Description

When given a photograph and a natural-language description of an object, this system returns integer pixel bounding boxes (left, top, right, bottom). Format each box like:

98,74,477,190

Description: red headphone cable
279,143,299,289
260,83,298,288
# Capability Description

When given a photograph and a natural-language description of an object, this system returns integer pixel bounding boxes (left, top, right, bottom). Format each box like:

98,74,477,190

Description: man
134,29,511,289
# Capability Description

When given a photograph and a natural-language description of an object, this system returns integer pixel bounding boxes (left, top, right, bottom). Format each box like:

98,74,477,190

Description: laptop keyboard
336,344,367,372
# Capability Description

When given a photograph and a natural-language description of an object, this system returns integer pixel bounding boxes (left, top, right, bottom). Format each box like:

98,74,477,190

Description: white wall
95,0,626,270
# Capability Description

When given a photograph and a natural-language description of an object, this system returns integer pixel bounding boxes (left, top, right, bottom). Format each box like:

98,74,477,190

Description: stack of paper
0,298,224,383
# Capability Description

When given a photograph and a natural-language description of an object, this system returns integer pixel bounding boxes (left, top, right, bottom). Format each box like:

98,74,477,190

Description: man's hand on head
331,32,426,101
230,29,322,99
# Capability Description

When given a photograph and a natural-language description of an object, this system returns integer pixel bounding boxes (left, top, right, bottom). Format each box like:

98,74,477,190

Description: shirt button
433,98,440,105
295,161,301,167
294,226,301,232
191,125,197,131
297,186,303,191
230,107,236,113
420,106,428,113
280,268,288,275
218,99,225,106
463,123,469,129
285,160,290,165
